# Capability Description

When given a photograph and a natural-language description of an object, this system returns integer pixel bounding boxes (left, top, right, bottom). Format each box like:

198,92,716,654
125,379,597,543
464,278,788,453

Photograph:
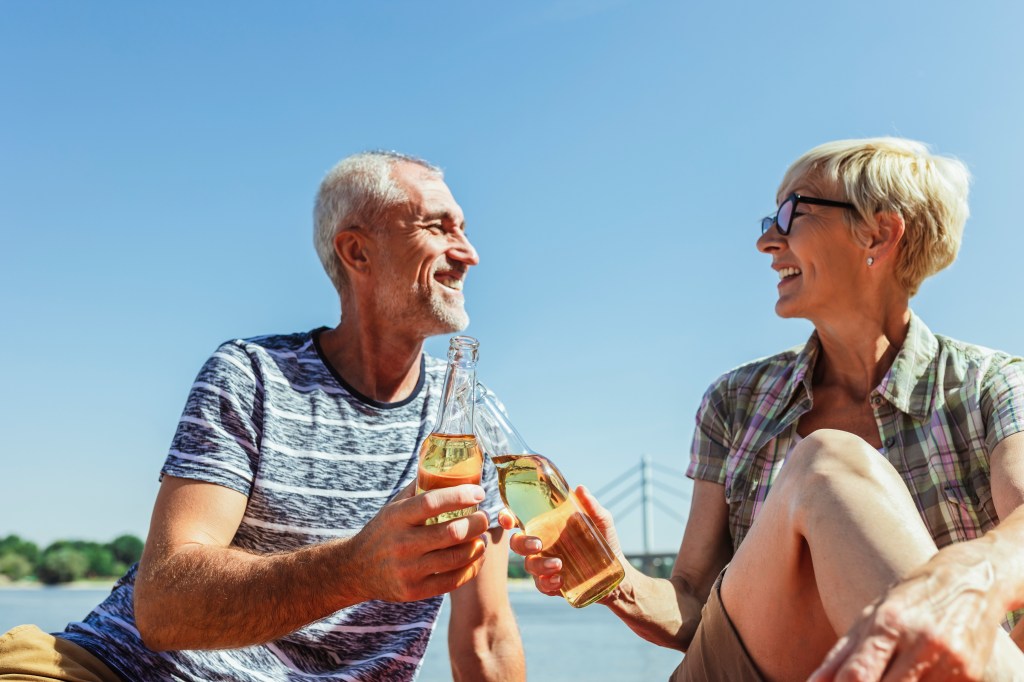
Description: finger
575,485,616,532
422,535,488,575
808,635,853,681
403,484,486,524
537,572,562,594
575,485,608,516
879,649,928,682
497,508,520,530
831,634,899,682
524,554,561,577
417,555,488,598
427,512,491,549
508,532,542,557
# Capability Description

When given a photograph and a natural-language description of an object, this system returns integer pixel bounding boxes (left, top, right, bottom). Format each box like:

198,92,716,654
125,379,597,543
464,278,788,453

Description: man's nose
449,231,480,266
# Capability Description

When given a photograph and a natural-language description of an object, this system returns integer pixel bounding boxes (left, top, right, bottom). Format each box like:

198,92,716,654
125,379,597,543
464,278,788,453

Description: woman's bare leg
719,429,938,680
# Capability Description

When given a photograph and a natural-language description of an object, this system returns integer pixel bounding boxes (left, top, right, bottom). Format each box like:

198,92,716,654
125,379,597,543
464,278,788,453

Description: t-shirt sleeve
982,353,1024,452
161,341,262,496
686,377,732,485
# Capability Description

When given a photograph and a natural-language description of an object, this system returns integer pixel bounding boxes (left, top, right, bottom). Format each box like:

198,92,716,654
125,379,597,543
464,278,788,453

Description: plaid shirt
687,312,1024,558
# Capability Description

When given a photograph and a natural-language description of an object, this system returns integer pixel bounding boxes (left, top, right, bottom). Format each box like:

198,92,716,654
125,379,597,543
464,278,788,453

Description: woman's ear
867,211,905,264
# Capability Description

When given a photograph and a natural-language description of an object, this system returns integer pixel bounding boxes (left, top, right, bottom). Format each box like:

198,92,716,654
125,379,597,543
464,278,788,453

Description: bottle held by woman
416,336,483,524
476,384,624,608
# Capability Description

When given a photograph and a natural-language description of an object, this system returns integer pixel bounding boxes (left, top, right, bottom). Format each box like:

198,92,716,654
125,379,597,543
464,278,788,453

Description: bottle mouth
450,335,479,350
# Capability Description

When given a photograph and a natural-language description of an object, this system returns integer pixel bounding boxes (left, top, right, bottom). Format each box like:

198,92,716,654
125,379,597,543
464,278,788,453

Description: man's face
371,161,479,337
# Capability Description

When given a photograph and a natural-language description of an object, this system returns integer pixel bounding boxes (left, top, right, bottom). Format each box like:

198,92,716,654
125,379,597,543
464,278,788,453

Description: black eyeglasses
760,193,857,235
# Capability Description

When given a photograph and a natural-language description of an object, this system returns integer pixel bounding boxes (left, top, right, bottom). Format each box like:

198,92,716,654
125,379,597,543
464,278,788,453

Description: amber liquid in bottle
416,336,483,525
417,433,483,524
493,454,624,608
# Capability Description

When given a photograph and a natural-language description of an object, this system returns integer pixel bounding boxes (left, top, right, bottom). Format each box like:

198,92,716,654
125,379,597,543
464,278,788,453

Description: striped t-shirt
60,329,503,681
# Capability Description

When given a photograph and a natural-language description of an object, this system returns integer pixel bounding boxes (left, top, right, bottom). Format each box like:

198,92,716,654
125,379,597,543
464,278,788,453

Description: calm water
0,586,681,681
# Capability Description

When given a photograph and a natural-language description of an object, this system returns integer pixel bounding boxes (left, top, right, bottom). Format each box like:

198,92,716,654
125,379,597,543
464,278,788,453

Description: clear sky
3,1,1023,554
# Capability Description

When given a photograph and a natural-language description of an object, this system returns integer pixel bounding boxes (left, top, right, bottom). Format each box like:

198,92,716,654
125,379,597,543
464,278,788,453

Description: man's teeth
439,277,463,290
778,267,802,280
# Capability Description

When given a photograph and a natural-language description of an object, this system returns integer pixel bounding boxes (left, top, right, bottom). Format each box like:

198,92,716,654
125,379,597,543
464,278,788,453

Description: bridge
592,456,690,577
508,456,691,579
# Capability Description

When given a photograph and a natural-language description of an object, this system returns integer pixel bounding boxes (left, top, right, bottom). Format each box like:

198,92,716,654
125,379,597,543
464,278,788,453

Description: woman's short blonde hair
779,137,970,296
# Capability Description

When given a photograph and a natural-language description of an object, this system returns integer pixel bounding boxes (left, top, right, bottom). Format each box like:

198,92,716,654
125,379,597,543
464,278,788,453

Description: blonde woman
507,138,1024,681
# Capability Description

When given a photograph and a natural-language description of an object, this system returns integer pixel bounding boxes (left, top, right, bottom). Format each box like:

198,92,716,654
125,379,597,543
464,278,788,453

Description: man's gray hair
313,150,443,293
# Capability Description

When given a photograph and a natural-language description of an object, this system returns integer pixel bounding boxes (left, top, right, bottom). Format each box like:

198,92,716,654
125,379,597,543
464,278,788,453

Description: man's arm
506,480,733,652
134,475,491,651
447,525,525,682
810,431,1024,681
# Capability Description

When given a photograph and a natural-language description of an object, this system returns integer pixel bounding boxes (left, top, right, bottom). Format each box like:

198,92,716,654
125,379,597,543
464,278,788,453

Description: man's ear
867,211,905,264
334,228,370,277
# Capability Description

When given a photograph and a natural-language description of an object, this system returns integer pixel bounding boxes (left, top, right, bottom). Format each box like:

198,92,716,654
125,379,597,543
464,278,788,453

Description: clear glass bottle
475,384,625,608
416,336,484,525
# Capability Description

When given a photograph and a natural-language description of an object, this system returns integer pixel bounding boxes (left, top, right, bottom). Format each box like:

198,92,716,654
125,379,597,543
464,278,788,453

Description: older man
0,151,525,681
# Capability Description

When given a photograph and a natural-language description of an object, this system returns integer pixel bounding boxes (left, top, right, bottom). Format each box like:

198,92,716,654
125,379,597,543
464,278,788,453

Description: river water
0,586,682,681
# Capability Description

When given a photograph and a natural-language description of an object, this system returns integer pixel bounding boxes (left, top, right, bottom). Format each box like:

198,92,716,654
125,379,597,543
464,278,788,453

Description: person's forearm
969,505,1024,618
451,619,525,682
135,539,366,651
600,564,704,651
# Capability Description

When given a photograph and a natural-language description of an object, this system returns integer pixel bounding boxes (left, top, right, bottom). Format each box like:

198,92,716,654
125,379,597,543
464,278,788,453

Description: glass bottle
475,384,625,608
416,335,484,525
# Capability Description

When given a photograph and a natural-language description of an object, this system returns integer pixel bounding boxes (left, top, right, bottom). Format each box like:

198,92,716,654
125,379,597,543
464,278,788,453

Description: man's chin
429,309,470,336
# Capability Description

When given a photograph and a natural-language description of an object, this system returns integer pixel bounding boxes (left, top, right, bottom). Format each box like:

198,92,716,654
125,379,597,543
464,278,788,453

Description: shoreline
0,580,116,591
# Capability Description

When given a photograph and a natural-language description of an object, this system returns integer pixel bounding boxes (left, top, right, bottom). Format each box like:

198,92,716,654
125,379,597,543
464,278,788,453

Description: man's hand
499,485,623,598
349,482,491,604
809,543,1002,682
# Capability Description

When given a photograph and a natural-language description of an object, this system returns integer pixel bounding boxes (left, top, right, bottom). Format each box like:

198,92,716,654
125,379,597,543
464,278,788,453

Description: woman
506,138,1024,681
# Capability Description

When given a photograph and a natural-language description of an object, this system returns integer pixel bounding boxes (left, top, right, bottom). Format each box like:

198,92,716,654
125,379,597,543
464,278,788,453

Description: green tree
0,535,40,566
107,534,144,565
0,552,33,581
36,547,90,584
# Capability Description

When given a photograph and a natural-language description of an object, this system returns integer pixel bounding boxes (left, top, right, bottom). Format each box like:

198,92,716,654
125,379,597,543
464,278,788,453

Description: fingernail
525,539,542,553
543,558,560,570
472,485,486,501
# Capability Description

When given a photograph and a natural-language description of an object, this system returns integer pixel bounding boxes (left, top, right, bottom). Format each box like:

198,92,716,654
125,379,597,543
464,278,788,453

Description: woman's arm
506,479,733,652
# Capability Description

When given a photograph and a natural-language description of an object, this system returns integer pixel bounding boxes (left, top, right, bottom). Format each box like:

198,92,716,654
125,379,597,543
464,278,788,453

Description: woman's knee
779,429,903,498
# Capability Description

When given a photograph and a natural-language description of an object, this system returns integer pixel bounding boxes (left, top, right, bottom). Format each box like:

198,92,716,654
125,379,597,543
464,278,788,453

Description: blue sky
2,1,1023,553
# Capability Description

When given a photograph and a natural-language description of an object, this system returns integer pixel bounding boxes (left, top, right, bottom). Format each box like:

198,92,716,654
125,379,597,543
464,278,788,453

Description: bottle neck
433,364,477,435
475,383,536,457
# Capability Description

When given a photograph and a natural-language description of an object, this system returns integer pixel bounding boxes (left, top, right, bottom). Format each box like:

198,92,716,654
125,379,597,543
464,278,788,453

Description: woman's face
756,178,867,322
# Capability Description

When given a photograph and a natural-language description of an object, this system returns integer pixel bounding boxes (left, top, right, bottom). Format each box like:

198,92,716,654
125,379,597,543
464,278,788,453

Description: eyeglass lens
761,195,796,235
776,197,795,234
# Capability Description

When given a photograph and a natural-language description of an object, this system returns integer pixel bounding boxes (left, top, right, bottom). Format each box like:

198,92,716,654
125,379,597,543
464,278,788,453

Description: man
0,151,525,681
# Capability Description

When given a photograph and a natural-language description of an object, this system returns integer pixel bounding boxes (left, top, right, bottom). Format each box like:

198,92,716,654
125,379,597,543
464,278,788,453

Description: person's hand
809,547,1001,682
499,485,624,597
348,481,491,603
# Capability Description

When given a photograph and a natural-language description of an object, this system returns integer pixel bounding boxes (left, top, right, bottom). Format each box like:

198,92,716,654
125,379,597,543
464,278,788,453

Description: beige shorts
668,571,765,682
0,625,121,682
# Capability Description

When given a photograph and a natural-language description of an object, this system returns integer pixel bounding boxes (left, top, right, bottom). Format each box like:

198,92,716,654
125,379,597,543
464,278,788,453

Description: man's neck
317,320,426,404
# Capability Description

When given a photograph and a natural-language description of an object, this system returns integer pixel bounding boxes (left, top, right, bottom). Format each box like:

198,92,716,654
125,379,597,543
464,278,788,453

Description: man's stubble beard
376,276,470,338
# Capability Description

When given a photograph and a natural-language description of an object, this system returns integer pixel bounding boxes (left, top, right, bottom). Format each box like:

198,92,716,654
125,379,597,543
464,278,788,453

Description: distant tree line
0,534,144,585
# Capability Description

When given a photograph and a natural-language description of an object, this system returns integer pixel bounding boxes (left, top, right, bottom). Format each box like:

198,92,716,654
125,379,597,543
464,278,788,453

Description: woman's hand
499,485,625,598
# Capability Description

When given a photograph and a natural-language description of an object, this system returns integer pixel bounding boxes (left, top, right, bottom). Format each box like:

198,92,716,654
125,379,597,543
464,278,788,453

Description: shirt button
870,396,883,406
885,437,895,448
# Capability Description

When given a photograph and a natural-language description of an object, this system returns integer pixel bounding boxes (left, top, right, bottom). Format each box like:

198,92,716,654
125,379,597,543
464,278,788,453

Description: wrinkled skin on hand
810,545,999,682
349,481,491,603
499,485,623,598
